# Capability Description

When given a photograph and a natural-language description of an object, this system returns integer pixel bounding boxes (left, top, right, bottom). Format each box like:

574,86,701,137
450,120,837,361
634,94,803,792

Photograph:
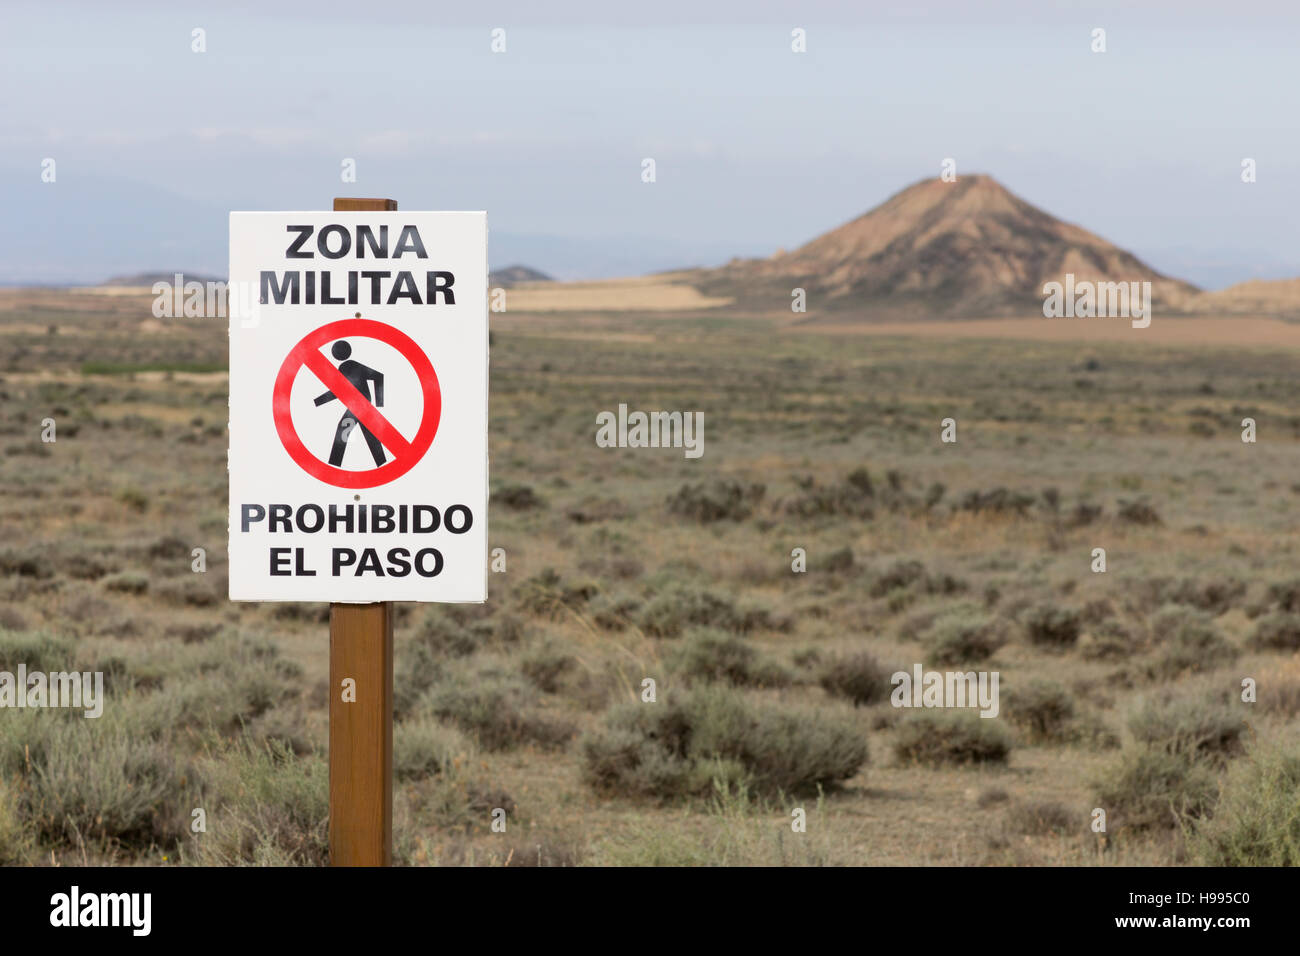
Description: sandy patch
505,277,732,312
795,315,1300,348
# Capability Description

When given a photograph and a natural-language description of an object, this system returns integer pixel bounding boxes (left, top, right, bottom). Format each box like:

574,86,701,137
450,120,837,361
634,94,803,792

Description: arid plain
2,261,1300,865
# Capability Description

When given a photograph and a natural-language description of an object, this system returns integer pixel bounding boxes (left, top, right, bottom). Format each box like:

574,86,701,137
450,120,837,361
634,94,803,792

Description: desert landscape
1,175,1298,867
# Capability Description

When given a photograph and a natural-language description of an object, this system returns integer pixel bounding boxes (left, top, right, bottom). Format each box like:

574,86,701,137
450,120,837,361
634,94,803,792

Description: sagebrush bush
958,487,1036,516
1127,697,1246,763
128,633,303,735
490,484,545,510
923,610,1003,665
580,686,867,799
818,652,892,706
1149,603,1215,643
869,560,926,597
394,639,444,721
515,568,598,618
1022,604,1081,649
28,713,185,847
1080,619,1139,661
416,610,480,657
1116,498,1161,526
1094,748,1217,831
394,718,471,781
823,547,855,573
519,643,576,693
1005,680,1075,742
1147,604,1238,677
1167,577,1247,615
0,628,76,672
666,480,764,523
1188,743,1300,865
426,669,574,751
1267,578,1300,613
781,481,875,520
893,711,1012,765
0,778,29,864
103,570,149,594
636,585,780,637
188,738,328,865
1005,800,1074,835
666,629,789,687
588,591,642,631
1250,612,1300,651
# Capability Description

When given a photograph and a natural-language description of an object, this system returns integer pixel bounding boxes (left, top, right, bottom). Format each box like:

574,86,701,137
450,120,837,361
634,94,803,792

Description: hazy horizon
5,0,1299,288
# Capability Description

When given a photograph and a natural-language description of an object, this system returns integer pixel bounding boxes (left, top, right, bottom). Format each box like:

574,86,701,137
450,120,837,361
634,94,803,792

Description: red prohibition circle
272,318,441,489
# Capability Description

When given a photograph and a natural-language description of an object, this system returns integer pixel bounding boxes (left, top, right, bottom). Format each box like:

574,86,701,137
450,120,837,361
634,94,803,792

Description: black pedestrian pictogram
313,341,387,466
273,318,441,489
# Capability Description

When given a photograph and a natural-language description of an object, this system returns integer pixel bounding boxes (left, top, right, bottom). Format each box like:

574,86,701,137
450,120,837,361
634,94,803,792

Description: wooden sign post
228,195,488,867
329,196,397,867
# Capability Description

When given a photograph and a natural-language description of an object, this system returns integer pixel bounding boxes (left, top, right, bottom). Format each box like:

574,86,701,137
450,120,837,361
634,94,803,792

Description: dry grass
1,288,1298,865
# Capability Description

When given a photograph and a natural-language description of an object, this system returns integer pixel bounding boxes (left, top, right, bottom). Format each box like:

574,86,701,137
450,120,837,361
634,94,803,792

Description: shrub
1168,578,1247,615
1006,800,1074,835
490,484,545,511
427,670,574,751
394,719,471,781
28,714,184,847
189,739,329,865
1067,502,1103,527
0,549,54,579
566,496,630,524
1188,743,1300,865
1128,698,1247,763
520,643,576,693
516,568,598,617
958,487,1036,516
1267,578,1300,613
824,547,855,573
417,610,479,657
869,560,927,597
147,534,191,560
781,478,875,520
589,591,642,631
1149,603,1211,642
637,586,779,637
394,639,444,721
893,711,1012,766
580,686,868,799
0,629,76,672
0,778,29,864
115,487,150,513
1094,749,1217,831
1081,619,1139,661
1250,612,1300,651
1147,604,1238,677
1116,498,1161,526
103,571,149,594
818,652,892,706
923,610,1003,665
667,480,765,523
1023,604,1081,650
0,608,28,630
1005,680,1075,742
666,629,789,687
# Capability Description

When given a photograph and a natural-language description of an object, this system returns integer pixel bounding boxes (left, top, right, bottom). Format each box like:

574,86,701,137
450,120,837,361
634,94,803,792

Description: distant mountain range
98,267,553,289
101,272,226,288
30,172,1300,319
488,265,551,287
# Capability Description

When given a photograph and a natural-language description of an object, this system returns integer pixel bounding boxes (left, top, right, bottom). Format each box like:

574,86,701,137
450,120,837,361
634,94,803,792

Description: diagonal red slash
297,345,413,460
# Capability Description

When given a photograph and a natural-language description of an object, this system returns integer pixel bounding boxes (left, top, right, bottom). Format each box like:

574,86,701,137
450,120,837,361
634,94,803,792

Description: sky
3,0,1298,287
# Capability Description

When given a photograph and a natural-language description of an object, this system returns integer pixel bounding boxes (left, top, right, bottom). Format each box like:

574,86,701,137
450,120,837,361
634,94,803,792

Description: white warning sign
228,212,488,602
